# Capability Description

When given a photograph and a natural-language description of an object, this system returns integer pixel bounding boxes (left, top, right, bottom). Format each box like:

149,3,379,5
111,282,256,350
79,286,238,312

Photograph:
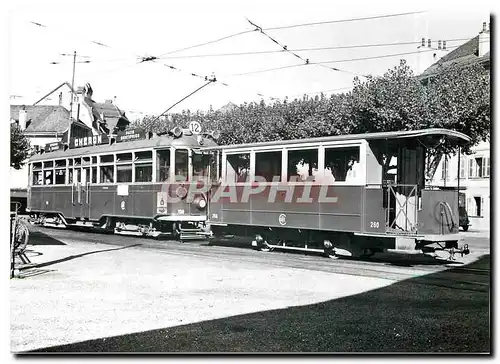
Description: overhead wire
245,17,368,78
230,43,468,77
157,37,473,60
157,10,428,56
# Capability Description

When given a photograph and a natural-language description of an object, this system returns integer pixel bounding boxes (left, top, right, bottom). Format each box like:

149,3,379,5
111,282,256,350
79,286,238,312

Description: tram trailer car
27,124,219,240
204,129,471,260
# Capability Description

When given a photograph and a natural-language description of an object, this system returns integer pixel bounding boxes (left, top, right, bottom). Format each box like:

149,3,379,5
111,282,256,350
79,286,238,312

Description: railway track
28,226,490,292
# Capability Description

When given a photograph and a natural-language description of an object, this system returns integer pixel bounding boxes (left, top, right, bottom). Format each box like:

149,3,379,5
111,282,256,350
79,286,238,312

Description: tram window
75,168,82,183
82,157,91,165
287,148,318,182
43,161,53,169
209,152,221,182
74,158,81,166
55,159,66,167
134,151,152,182
255,151,282,182
100,165,114,183
91,166,97,183
44,170,53,185
226,153,250,183
193,152,209,180
68,169,74,184
32,171,42,185
156,149,170,182
324,146,360,183
91,156,97,164
135,151,152,162
117,153,132,162
100,155,114,164
33,162,42,171
55,169,66,184
117,164,132,182
135,165,152,182
175,149,189,182
68,159,73,166
82,167,90,183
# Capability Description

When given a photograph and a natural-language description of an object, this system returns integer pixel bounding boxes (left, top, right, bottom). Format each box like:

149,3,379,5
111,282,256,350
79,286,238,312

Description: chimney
478,20,490,57
443,40,447,50
427,39,431,48
438,40,442,50
18,108,28,130
421,38,425,47
58,92,62,105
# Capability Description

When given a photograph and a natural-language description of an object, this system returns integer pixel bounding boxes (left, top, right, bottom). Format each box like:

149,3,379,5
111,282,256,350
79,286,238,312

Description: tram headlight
171,127,183,138
193,196,207,210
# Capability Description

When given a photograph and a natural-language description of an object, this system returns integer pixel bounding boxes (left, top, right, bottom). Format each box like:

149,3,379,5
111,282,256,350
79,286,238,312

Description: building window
469,156,489,178
473,196,482,217
483,157,490,178
459,157,466,179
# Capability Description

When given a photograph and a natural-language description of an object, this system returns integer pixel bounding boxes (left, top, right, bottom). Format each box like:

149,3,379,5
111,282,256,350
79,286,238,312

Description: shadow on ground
28,231,67,246
19,244,142,271
30,255,490,353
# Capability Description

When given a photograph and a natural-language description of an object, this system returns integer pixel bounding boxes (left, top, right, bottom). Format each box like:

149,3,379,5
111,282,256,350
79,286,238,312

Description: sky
5,0,493,121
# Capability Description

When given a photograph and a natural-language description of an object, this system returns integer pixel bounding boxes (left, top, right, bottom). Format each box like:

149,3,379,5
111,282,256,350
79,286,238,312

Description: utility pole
68,51,76,145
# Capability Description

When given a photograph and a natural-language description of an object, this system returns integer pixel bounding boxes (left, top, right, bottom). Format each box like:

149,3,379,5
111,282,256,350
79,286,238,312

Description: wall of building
430,141,490,231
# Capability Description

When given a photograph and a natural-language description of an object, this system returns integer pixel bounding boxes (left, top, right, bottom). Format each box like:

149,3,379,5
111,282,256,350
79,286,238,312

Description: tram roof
202,128,471,151
30,134,218,162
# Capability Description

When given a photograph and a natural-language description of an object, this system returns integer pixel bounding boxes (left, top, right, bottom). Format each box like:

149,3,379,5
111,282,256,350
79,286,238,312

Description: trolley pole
68,51,77,145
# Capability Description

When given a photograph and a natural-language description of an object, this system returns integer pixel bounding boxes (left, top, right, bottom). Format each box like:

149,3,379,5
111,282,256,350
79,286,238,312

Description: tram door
72,167,91,219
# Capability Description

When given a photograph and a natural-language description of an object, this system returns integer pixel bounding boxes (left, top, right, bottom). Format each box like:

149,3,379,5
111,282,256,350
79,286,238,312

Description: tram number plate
177,209,185,214
370,221,380,228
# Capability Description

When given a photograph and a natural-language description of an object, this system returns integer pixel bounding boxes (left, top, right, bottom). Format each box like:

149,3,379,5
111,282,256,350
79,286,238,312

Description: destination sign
70,134,109,149
116,128,146,143
44,142,63,152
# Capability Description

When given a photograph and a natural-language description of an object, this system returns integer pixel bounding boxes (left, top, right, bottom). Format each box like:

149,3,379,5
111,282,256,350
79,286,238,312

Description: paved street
11,226,490,353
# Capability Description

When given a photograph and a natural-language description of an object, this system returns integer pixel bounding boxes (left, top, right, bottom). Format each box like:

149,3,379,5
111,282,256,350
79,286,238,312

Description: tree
10,124,31,170
424,62,490,154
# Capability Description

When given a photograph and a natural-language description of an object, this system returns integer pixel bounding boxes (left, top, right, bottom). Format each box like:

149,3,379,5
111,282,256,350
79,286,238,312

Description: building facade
10,82,130,212
421,22,490,231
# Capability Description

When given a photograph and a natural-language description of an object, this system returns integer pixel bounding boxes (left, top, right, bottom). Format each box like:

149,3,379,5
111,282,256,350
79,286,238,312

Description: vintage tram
27,123,219,240
204,128,471,260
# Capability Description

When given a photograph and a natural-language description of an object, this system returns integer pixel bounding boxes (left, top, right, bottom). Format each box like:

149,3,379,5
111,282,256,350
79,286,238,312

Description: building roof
10,105,91,133
420,35,490,78
33,82,75,105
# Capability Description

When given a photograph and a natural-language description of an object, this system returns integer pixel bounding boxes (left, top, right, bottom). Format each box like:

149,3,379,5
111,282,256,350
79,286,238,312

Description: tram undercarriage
29,213,212,241
211,224,470,262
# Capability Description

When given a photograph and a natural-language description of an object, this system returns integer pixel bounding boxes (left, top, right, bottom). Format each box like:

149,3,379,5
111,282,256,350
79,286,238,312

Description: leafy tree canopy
10,124,31,169
134,60,490,155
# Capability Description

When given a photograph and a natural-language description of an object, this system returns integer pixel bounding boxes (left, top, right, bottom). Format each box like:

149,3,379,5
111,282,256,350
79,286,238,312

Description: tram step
179,232,211,240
